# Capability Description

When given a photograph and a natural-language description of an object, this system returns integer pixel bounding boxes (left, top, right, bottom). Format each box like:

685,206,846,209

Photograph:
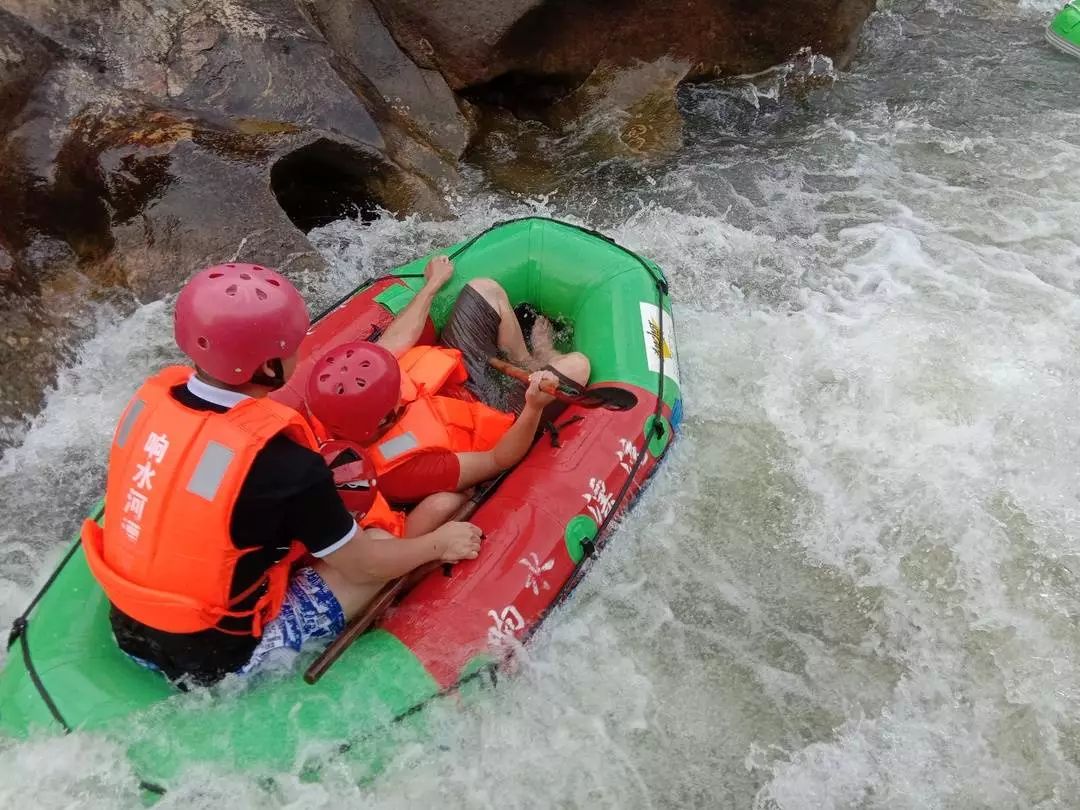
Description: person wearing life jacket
307,336,564,505
307,257,591,503
83,262,483,686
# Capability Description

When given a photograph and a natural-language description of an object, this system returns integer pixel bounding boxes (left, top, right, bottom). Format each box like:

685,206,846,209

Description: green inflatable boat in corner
0,217,682,794
1047,2,1080,59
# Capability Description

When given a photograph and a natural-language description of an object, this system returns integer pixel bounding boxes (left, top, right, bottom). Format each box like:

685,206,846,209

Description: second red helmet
306,341,401,443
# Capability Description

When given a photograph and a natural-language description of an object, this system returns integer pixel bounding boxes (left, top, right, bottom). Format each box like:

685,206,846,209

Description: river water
2,1,1080,806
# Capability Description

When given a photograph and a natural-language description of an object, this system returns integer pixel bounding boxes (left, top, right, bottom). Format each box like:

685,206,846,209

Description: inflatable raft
0,217,681,790
1047,2,1080,59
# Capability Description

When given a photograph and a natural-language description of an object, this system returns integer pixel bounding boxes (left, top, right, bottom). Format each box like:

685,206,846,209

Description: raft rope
6,516,92,733
5,217,672,791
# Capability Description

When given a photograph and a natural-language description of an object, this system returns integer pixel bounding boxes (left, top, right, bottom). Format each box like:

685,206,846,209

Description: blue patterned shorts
123,567,345,679
238,566,346,674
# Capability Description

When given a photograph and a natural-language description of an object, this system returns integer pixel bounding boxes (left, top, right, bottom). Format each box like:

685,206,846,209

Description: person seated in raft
81,263,483,687
318,436,463,538
307,255,590,503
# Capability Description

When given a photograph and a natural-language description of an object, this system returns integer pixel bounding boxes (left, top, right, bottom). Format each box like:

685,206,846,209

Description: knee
466,277,508,307
425,490,468,517
561,352,590,385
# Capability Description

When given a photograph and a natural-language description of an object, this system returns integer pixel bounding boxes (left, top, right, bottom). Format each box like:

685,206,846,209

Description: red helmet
319,440,378,517
306,341,401,443
174,263,310,385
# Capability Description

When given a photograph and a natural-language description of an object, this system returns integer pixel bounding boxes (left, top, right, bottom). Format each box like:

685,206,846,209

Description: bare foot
530,315,557,364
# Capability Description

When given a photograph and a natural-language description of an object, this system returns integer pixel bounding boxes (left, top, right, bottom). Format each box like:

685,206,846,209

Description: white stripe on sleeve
311,520,358,558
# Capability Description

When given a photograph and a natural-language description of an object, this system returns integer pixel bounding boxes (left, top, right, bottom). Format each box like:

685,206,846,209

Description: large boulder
0,0,476,440
299,0,473,161
373,0,876,91
0,0,879,439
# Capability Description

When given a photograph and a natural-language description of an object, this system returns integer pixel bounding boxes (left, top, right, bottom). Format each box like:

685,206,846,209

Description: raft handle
7,616,26,649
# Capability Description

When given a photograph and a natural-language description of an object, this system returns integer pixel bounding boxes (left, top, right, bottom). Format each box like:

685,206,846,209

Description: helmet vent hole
266,278,280,287
225,284,238,296
319,374,330,382
208,272,223,279
360,360,370,368
334,383,345,395
239,273,251,280
197,337,209,349
255,288,268,301
356,378,366,388
345,349,354,359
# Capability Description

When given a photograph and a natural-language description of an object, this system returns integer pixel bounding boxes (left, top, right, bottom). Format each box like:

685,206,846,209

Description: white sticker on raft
640,302,680,383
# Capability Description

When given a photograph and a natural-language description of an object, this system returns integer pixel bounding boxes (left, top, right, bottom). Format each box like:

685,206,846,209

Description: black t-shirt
110,383,355,686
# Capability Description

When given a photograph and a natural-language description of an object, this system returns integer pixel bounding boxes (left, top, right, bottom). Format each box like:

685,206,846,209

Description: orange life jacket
359,494,407,537
82,366,318,637
367,345,515,478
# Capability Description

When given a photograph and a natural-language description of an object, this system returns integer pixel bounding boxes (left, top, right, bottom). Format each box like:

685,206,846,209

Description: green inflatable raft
0,217,682,793
1047,2,1080,59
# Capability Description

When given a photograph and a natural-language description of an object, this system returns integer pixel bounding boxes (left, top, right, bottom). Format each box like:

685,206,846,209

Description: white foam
4,2,1080,806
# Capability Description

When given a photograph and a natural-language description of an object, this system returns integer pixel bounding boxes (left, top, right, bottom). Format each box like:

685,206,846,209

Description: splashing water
3,1,1080,806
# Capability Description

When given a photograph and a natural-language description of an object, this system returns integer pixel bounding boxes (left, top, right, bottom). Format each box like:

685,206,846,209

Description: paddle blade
573,386,638,411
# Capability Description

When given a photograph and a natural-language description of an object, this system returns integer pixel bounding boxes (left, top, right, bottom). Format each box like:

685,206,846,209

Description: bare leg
548,351,591,388
465,278,533,367
312,552,389,620
466,278,591,386
530,316,591,387
404,491,469,536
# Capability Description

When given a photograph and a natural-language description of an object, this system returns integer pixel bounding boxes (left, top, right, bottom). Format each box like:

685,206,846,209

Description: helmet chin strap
249,358,287,390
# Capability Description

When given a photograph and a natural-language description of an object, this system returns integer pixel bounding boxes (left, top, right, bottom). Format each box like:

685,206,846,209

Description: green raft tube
0,217,682,794
1047,2,1080,59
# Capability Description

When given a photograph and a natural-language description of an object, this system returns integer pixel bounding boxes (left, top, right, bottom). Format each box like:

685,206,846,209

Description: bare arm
321,521,481,581
454,370,558,490
376,256,453,357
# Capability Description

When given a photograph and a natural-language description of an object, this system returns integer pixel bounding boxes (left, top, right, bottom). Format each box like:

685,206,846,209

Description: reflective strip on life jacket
376,432,419,462
186,441,236,501
83,365,318,637
367,392,515,479
115,398,146,448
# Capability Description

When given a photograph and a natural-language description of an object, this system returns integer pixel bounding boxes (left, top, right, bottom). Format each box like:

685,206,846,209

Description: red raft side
387,387,670,688
274,275,672,691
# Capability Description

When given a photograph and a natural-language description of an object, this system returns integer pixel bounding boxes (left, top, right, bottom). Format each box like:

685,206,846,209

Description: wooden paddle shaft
303,488,487,685
487,357,579,405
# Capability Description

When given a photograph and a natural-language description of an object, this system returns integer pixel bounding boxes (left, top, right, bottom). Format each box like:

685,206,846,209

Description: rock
374,0,875,90
299,0,473,160
547,57,691,160
0,0,467,302
2,0,458,191
0,0,461,437
0,243,17,291
370,0,544,87
467,57,691,195
0,0,880,438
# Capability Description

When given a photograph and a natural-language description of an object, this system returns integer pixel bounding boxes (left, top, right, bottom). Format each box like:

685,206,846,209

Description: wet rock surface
0,0,875,440
373,0,876,90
